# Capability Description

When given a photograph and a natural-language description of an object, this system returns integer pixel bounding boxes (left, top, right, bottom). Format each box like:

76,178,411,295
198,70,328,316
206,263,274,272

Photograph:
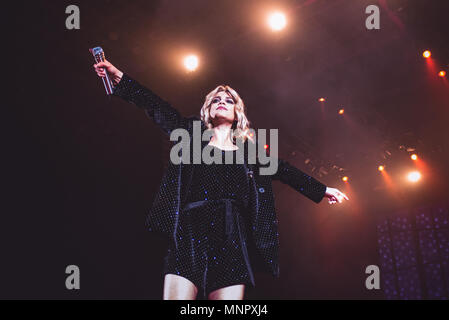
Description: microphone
89,47,114,95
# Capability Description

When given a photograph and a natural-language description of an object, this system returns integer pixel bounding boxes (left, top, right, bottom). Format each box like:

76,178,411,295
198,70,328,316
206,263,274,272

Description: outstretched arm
94,60,191,135
271,158,349,204
271,158,327,203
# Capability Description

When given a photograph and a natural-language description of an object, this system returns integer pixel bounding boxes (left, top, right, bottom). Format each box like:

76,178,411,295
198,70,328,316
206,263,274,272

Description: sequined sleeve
112,73,191,135
272,158,327,203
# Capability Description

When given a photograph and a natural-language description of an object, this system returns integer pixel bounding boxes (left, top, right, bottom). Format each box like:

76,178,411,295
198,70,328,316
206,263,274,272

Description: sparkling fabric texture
112,73,328,289
163,148,256,296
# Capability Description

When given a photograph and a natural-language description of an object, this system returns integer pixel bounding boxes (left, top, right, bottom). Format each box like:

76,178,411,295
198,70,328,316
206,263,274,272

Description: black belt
182,198,255,291
183,198,244,237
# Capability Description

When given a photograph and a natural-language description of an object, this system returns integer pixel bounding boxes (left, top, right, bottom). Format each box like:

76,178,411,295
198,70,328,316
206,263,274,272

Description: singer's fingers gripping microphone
89,47,114,95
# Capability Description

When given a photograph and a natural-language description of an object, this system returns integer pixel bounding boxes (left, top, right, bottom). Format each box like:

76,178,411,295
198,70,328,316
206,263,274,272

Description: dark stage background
4,0,449,299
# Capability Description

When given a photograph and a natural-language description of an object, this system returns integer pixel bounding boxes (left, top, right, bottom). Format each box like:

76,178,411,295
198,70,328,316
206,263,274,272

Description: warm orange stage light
411,154,418,161
423,50,431,59
439,71,446,77
183,55,199,71
407,171,421,183
342,176,348,182
339,109,344,115
378,165,384,172
319,98,326,102
268,12,287,31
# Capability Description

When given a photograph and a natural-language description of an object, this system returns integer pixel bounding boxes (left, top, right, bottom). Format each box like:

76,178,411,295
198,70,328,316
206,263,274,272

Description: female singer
93,60,349,300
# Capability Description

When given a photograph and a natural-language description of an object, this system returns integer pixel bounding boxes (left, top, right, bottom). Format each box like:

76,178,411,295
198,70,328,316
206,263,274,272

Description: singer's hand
324,187,349,205
93,59,123,85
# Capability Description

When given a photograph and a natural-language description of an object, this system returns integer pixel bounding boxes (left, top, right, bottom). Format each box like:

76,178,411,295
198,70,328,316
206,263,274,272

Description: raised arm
94,60,191,135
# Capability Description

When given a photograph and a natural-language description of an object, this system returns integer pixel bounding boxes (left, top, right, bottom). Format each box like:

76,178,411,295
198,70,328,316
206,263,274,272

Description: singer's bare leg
163,274,198,300
208,284,245,300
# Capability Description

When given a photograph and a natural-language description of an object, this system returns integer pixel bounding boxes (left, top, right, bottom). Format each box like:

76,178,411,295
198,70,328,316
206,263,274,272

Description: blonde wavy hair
200,85,254,143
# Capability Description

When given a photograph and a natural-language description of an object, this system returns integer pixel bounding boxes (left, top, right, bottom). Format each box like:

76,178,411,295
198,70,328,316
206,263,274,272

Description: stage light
183,55,199,71
378,165,385,172
423,50,431,59
339,109,344,115
407,171,421,183
342,176,348,182
319,98,326,102
268,12,287,31
411,154,418,161
264,144,269,149
439,71,446,77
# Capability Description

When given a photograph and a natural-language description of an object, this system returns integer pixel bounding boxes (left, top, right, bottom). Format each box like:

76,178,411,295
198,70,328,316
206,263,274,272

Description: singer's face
209,91,236,125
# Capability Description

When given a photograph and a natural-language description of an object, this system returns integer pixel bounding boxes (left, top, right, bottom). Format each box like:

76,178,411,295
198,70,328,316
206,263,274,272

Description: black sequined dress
163,145,256,297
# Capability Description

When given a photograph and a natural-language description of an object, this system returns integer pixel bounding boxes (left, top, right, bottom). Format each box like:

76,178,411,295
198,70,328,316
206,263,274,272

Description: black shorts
163,199,255,298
